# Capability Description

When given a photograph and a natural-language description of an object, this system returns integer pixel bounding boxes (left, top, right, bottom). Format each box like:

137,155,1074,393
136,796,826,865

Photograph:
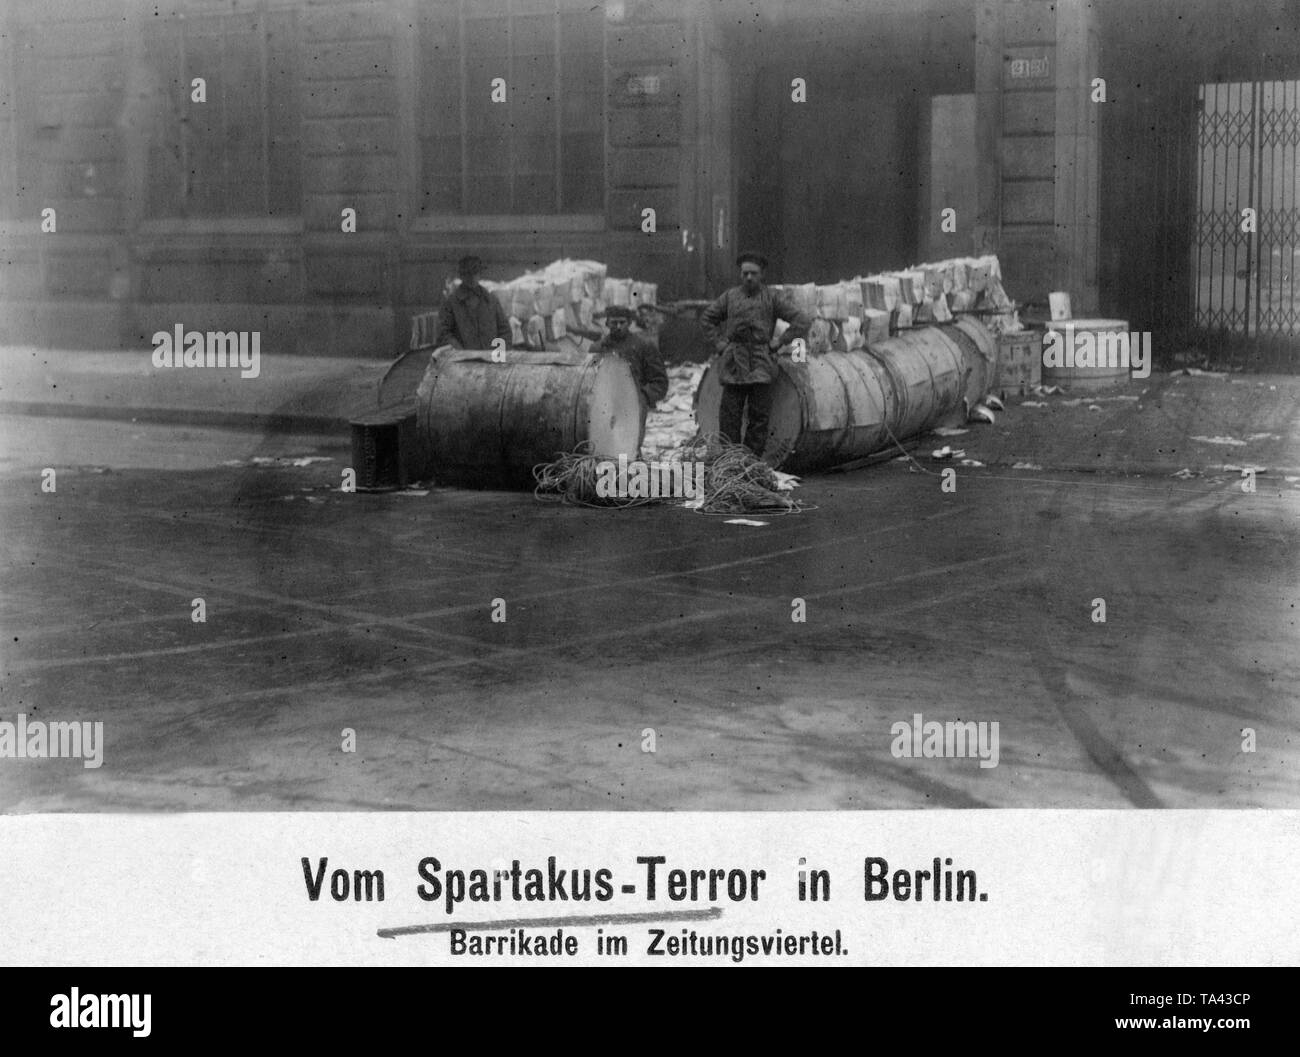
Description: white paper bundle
949,260,968,293
826,284,852,320
844,281,864,319
509,285,535,320
792,283,818,316
923,269,945,300
604,278,633,307
807,317,834,355
863,308,891,344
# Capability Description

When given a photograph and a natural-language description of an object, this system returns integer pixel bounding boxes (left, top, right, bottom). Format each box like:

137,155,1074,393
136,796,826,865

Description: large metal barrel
416,348,643,487
696,319,998,474
1041,318,1133,389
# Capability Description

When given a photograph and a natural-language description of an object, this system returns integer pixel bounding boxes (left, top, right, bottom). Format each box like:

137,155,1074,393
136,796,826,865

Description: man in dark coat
591,305,669,409
699,251,810,456
434,255,512,350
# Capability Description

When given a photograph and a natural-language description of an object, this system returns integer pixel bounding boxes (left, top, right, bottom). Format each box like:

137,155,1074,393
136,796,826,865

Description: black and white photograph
0,0,1297,980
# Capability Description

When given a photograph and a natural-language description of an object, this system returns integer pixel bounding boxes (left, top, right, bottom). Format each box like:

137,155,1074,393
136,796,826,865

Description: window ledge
137,217,305,237
413,214,605,234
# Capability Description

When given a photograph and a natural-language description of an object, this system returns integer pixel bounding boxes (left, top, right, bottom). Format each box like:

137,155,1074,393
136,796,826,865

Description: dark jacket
435,282,512,350
590,332,669,407
699,284,811,384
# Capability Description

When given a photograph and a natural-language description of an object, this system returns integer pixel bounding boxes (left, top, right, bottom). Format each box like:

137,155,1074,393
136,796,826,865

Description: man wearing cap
590,304,668,414
699,252,810,457
434,255,512,350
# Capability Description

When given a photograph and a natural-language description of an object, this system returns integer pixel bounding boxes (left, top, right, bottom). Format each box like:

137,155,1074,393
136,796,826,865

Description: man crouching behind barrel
699,252,810,458
590,304,668,455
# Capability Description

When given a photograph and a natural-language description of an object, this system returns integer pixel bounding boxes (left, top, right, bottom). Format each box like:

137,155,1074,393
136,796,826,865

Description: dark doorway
726,4,976,287
736,59,921,284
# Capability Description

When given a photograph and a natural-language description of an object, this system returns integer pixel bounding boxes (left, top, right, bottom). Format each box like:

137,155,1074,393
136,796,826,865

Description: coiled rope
532,434,810,514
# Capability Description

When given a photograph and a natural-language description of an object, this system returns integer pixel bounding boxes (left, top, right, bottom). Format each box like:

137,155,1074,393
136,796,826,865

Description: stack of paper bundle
770,254,1022,345
477,259,659,349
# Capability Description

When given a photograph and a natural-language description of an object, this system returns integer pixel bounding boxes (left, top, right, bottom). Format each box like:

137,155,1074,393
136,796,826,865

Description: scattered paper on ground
724,518,768,527
643,363,704,459
934,427,969,436
225,456,334,467
1059,395,1139,406
1191,435,1247,446
1011,462,1042,470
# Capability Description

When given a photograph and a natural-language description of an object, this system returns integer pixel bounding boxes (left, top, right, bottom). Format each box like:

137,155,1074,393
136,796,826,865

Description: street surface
1,411,1297,810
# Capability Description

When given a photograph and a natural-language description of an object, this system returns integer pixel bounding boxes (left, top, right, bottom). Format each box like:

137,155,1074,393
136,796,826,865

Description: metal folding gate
1104,72,1300,368
1196,79,1300,360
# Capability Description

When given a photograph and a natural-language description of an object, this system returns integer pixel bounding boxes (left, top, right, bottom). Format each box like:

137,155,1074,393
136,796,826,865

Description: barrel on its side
416,348,643,487
696,319,998,474
1041,318,1133,390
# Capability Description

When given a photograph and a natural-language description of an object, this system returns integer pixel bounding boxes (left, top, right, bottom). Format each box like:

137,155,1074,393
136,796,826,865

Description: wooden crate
996,331,1042,398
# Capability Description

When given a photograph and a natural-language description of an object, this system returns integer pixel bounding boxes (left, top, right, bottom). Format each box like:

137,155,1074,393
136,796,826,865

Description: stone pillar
977,0,1100,314
604,0,693,298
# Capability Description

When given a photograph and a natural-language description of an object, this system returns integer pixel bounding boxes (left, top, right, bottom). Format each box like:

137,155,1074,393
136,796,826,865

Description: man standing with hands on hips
699,252,810,458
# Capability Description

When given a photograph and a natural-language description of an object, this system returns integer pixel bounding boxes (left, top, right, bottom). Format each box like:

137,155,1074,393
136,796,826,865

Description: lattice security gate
1196,79,1300,363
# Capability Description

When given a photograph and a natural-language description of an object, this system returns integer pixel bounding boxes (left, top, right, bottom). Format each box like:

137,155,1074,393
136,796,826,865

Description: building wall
0,0,716,356
6,0,1285,356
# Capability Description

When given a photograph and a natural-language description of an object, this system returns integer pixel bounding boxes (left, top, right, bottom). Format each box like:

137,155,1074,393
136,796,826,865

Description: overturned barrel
696,318,998,474
416,348,644,487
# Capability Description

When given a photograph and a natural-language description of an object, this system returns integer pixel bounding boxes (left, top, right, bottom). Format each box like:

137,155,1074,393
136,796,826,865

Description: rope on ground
880,417,940,476
532,441,657,507
533,434,812,515
671,433,810,516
